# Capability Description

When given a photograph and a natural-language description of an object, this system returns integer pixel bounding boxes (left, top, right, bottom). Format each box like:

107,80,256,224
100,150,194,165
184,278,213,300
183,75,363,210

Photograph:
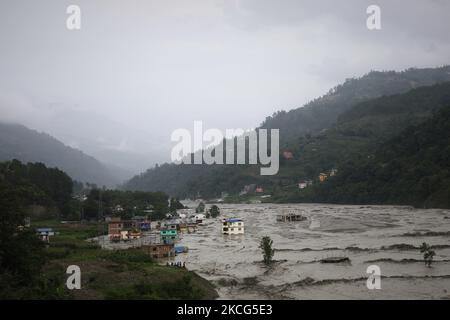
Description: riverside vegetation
0,160,217,299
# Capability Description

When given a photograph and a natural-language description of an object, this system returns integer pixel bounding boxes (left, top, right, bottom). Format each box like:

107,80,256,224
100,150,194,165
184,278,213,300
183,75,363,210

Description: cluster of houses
106,209,207,259
107,216,151,242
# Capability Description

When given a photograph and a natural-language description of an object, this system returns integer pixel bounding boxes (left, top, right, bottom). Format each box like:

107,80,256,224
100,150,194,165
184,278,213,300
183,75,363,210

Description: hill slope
124,67,450,200
286,103,450,208
0,122,119,187
261,66,450,143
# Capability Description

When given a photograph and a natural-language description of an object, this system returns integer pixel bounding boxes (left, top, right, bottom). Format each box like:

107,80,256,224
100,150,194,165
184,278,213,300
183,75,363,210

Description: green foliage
103,249,153,264
196,202,205,213
259,236,274,265
0,175,67,299
83,188,169,220
169,197,185,213
209,205,220,218
420,243,436,267
0,159,74,216
299,102,450,208
104,273,203,300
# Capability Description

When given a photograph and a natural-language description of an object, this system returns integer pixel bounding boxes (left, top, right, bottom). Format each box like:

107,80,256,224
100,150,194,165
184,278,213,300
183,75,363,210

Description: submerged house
222,218,244,235
141,243,175,259
160,229,178,244
276,211,307,222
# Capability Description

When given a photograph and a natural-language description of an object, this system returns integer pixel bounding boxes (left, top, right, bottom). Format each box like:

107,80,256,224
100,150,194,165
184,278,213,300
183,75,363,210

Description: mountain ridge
0,122,122,187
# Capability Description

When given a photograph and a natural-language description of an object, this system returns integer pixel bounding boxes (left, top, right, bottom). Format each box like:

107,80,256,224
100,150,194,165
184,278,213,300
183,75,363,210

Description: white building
222,218,244,235
195,213,206,223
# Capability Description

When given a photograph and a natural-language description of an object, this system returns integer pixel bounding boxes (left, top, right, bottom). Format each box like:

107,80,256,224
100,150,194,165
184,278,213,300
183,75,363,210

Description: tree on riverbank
420,242,435,267
208,205,220,218
196,202,205,213
259,236,274,265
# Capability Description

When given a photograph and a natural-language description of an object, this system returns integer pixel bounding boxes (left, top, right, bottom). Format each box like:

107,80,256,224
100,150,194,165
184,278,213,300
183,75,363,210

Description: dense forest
278,104,450,208
124,66,450,209
0,160,203,299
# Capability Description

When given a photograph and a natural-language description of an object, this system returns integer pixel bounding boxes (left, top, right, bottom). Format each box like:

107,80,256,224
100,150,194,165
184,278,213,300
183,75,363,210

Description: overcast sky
1,0,449,171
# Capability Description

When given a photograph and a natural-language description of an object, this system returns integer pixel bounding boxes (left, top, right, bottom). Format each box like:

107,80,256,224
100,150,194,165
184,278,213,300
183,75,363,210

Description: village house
298,180,313,189
319,173,328,182
330,168,338,176
36,228,55,243
179,222,188,233
240,184,256,195
108,217,123,241
255,187,264,193
132,215,151,231
222,218,245,235
108,217,143,241
298,181,308,189
160,229,178,244
186,223,197,233
282,150,294,160
141,243,175,259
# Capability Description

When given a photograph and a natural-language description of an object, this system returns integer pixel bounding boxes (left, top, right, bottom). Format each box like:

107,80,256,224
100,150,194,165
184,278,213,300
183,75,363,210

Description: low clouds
0,0,449,171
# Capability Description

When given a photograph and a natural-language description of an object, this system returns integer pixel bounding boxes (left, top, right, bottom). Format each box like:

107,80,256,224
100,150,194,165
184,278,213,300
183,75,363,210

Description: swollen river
174,203,450,299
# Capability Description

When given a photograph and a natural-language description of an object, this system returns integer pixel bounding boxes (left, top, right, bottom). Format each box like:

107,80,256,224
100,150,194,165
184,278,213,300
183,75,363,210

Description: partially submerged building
141,243,175,259
160,229,178,244
222,218,244,235
276,211,307,222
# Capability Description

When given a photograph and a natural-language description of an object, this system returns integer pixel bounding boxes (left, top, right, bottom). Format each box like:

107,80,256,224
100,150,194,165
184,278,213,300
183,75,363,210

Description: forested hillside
279,103,450,208
261,66,450,143
0,122,120,187
124,67,450,205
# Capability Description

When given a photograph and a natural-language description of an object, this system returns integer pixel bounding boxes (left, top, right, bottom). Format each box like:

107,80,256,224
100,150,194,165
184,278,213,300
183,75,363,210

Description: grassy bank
33,220,218,300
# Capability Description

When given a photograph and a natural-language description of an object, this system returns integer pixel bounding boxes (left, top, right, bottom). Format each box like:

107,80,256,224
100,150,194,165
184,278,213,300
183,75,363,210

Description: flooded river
174,203,450,299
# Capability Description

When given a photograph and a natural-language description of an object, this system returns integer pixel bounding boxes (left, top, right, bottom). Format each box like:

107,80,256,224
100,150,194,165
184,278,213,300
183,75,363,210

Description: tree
0,181,48,298
208,205,220,218
420,242,435,267
259,236,274,265
195,202,205,213
169,198,185,213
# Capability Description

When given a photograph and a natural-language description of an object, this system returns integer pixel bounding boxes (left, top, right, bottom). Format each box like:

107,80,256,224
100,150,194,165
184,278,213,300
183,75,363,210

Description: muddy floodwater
173,203,450,299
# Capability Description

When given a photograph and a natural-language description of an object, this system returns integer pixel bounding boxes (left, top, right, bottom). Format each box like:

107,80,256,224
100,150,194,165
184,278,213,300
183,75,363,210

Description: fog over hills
0,122,123,187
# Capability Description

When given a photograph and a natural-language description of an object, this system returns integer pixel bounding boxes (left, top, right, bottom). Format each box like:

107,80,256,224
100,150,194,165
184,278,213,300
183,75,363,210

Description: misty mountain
123,66,450,200
0,122,121,187
261,66,450,143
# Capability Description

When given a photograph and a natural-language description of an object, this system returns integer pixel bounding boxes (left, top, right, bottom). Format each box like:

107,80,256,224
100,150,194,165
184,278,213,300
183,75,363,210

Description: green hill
124,67,450,205
281,102,450,208
0,122,120,187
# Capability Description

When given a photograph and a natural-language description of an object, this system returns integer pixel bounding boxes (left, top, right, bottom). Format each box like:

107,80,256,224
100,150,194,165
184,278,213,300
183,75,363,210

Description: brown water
173,203,450,299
